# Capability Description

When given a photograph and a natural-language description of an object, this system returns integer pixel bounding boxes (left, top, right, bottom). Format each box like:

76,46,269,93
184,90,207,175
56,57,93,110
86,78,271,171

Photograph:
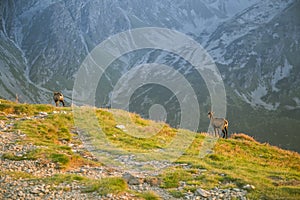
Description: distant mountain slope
0,0,260,95
208,1,300,111
0,33,48,103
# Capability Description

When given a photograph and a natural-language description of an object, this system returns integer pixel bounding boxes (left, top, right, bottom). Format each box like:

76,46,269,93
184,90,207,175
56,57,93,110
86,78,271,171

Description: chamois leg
214,128,219,138
222,129,226,138
60,100,65,107
55,101,59,107
222,127,228,139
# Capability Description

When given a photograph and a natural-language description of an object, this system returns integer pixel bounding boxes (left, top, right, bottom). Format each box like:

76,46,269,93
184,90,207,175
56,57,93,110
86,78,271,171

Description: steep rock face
0,0,259,95
207,1,300,111
0,32,48,103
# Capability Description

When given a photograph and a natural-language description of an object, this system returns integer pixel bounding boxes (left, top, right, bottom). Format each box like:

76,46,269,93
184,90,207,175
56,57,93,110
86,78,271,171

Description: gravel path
0,112,249,199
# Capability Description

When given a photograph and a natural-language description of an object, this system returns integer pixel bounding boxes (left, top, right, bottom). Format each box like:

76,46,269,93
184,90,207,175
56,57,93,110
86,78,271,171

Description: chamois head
208,111,214,119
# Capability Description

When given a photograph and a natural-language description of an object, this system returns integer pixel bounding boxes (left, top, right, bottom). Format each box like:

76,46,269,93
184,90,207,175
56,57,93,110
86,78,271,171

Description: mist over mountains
0,0,299,152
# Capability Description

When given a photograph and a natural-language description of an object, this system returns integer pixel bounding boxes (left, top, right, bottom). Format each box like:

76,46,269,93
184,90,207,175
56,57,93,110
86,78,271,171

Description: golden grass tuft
230,133,258,143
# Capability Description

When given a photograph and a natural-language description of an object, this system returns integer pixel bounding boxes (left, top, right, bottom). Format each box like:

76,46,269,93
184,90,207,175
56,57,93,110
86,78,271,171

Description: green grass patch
50,153,70,166
44,174,87,184
0,101,54,115
138,191,161,200
83,177,127,195
160,169,193,188
75,107,178,154
0,170,36,180
1,149,39,161
169,190,184,198
14,114,73,147
5,104,98,170
44,174,127,195
172,133,300,198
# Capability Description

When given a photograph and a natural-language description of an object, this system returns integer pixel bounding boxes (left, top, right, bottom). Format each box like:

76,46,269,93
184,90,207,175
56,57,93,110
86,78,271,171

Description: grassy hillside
0,99,299,199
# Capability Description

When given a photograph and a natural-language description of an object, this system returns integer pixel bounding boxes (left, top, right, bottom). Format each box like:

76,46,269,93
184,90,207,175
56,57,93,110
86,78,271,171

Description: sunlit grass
138,191,161,200
74,107,179,154
44,174,127,195
0,100,54,115
1,99,300,199
171,133,300,199
1,149,40,161
0,170,37,180
0,102,98,169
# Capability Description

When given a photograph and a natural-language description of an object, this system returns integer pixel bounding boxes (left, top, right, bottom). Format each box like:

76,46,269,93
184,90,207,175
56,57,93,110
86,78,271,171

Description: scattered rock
116,124,127,131
122,172,145,185
243,184,255,190
195,188,210,197
146,177,161,186
38,112,48,116
0,120,5,129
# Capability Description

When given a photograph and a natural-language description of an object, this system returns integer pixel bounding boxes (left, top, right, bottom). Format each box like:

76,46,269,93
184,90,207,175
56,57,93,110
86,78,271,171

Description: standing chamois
53,92,65,107
208,111,228,139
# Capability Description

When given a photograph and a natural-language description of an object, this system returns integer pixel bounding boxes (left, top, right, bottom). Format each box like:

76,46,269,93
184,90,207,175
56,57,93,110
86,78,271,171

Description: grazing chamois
208,111,228,139
53,92,65,107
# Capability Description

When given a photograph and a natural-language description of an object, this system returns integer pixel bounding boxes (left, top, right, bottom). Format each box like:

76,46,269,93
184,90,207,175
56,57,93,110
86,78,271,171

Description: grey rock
195,188,210,197
243,184,255,190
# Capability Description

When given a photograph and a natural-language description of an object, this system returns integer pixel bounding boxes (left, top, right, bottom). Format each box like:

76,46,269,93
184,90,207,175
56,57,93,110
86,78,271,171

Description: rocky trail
0,112,249,199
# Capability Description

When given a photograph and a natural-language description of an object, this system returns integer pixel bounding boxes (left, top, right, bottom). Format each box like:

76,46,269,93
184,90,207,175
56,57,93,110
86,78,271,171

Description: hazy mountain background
0,0,299,152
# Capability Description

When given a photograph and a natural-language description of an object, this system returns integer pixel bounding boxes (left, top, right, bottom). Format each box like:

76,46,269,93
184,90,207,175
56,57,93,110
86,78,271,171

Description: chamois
53,92,65,107
208,111,228,139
